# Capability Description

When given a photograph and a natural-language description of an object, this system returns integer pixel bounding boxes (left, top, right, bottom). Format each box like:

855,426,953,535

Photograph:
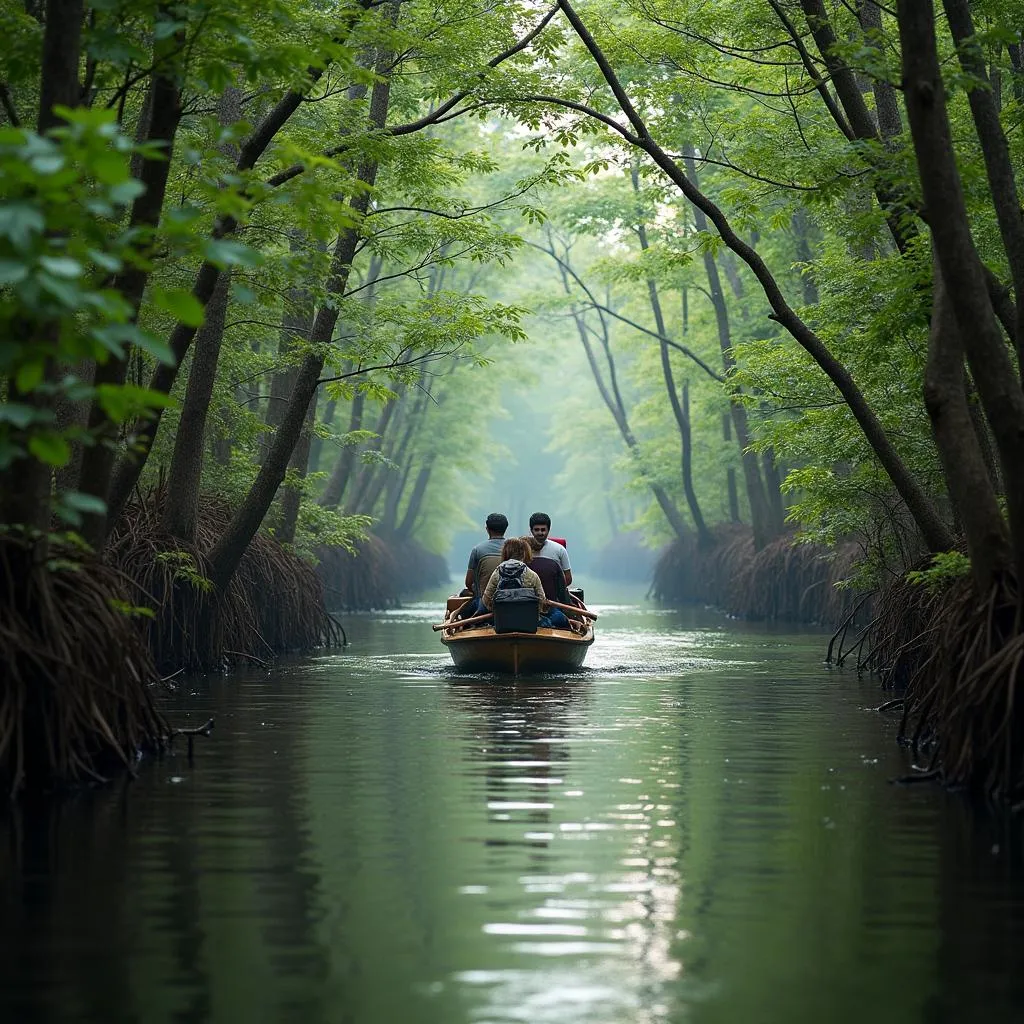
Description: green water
2,596,1023,1023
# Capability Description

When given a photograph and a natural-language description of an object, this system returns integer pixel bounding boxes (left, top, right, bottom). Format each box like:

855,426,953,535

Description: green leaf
0,259,28,285
0,202,45,249
95,383,176,421
88,249,122,273
154,17,186,39
39,255,82,278
37,272,82,307
134,331,176,365
15,360,44,393
108,179,146,205
28,432,71,467
62,491,107,515
202,238,261,269
29,153,65,174
0,438,22,470
92,150,130,185
0,403,48,428
153,287,206,327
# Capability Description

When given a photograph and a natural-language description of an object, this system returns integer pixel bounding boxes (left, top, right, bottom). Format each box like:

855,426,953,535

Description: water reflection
448,682,585,850
1,602,1024,1023
442,678,687,1023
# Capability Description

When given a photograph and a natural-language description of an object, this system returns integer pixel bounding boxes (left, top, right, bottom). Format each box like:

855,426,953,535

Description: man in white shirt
528,511,572,587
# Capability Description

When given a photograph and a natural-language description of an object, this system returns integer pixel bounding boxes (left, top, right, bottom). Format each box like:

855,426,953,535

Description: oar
432,612,493,632
546,599,598,621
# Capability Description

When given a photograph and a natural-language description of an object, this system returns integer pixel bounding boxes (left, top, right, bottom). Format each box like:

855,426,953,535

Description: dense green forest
5,0,1024,796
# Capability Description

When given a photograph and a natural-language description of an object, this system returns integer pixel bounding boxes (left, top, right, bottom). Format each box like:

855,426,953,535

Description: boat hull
440,625,594,674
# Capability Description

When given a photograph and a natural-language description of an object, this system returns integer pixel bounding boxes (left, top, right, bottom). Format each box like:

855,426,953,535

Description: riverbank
651,525,866,624
0,486,444,794
316,534,449,611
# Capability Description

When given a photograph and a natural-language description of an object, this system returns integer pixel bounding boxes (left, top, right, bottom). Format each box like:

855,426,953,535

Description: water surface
3,596,1024,1023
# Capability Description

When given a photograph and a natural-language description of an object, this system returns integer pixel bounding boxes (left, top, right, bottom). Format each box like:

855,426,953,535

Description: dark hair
529,512,551,528
501,536,532,562
485,512,508,534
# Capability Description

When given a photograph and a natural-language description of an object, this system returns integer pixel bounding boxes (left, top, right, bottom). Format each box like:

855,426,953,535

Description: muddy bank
651,525,865,624
109,490,341,674
317,534,449,610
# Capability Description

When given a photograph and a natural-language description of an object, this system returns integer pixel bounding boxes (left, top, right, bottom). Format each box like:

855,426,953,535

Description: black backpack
492,561,539,634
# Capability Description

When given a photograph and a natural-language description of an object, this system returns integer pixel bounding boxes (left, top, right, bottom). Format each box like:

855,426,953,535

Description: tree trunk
348,395,400,515
37,0,83,134
159,86,245,541
76,35,185,546
900,0,1024,586
789,0,1014,340
681,146,773,548
101,17,374,535
631,165,712,544
396,455,436,540
160,270,232,540
680,382,711,545
859,1,904,144
558,275,688,541
942,0,1024,375
379,385,431,533
264,233,310,446
308,399,336,475
792,208,821,306
277,389,317,546
381,460,415,535
724,412,741,523
319,387,364,508
761,446,787,534
1008,43,1024,104
923,254,1010,592
205,46,394,593
345,399,395,513
0,0,83,534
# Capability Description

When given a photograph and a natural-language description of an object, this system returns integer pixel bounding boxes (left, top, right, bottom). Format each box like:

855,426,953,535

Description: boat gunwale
439,626,594,648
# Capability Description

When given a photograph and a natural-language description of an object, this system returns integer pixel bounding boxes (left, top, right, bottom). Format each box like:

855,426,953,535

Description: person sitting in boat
460,511,508,619
481,536,572,630
526,511,586,618
527,512,573,588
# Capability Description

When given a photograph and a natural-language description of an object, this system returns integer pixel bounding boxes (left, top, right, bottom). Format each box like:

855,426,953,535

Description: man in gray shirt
461,512,508,616
528,511,572,586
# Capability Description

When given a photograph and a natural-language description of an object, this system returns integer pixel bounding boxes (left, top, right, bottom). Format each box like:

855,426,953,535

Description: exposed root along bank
317,533,448,611
858,574,1024,799
0,535,168,797
109,489,343,674
651,526,864,624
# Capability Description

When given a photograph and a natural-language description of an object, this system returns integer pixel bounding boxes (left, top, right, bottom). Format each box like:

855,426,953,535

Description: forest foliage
7,0,1024,791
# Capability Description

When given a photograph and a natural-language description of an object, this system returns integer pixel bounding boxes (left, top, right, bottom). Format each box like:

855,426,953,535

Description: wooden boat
437,596,595,674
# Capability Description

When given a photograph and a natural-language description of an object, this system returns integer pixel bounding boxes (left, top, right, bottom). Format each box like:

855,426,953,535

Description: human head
485,512,508,537
529,511,551,543
501,536,532,562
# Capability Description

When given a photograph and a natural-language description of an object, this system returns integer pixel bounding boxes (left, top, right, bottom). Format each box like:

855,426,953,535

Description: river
2,592,1024,1023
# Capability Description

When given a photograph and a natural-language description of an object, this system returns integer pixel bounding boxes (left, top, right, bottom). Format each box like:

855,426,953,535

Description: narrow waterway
3,595,1024,1023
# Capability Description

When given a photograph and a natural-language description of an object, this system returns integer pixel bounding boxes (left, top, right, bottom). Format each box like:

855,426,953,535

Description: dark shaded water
3,595,1024,1024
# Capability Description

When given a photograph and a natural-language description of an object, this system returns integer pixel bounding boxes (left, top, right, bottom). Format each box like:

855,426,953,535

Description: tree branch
0,82,19,126
553,0,956,553
526,239,724,382
317,347,462,386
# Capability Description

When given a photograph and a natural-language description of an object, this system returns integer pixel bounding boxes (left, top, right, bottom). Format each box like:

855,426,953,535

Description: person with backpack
481,536,572,630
